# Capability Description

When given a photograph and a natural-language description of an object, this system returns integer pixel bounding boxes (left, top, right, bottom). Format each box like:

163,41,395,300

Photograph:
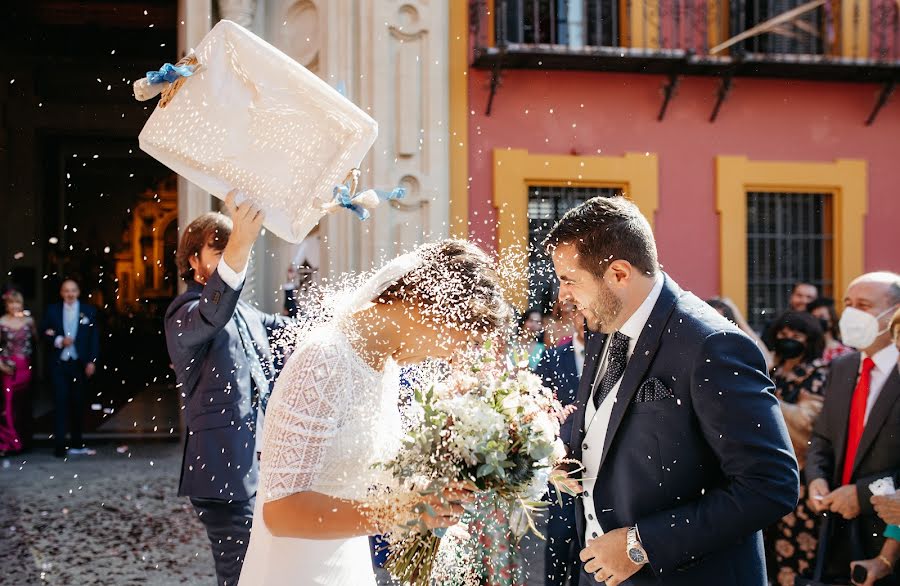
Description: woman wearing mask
807,297,854,364
0,290,37,455
764,311,829,586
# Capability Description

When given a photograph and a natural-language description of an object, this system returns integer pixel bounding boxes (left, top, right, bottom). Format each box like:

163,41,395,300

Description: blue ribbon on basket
146,62,196,85
332,182,406,221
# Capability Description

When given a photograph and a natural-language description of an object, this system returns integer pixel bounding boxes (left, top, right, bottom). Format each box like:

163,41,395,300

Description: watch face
628,548,646,564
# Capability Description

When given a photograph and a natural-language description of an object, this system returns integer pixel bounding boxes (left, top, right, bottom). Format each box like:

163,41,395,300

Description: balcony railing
471,0,900,79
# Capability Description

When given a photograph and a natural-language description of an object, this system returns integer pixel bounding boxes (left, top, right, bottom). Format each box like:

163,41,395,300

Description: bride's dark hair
376,239,512,334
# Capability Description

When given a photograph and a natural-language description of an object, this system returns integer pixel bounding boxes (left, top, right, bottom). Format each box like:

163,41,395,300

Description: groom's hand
222,189,265,273
579,527,643,585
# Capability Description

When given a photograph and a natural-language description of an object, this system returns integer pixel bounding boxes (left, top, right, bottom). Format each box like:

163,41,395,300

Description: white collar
64,301,79,311
572,335,585,354
618,274,665,342
864,344,900,374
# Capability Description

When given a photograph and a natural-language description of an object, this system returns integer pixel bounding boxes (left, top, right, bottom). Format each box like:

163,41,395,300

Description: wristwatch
626,526,648,566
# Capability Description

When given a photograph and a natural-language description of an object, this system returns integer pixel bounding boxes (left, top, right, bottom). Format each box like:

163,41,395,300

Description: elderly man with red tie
807,271,900,585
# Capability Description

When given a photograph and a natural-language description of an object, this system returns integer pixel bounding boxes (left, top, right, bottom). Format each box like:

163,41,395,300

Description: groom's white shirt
580,273,663,541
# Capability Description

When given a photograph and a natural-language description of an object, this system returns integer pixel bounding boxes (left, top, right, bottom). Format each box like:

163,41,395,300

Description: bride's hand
411,483,475,530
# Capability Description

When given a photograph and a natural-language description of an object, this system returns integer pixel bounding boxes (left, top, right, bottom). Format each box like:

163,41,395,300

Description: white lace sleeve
260,335,354,502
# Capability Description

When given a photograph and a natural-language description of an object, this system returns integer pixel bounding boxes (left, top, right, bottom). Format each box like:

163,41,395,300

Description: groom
546,197,798,586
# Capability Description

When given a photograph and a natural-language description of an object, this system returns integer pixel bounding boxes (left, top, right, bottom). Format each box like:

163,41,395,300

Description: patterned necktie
234,309,273,415
593,332,630,409
841,356,876,485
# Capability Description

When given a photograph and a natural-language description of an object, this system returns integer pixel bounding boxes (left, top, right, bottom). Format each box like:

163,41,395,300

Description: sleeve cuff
217,258,247,290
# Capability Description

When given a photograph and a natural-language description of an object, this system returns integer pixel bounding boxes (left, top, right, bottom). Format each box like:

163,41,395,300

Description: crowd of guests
3,259,899,586
708,279,900,586
0,278,100,458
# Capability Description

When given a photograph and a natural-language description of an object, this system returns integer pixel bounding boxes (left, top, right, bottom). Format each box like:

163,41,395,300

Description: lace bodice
260,322,402,502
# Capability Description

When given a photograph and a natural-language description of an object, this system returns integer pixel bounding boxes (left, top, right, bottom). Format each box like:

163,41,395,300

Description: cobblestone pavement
0,442,216,586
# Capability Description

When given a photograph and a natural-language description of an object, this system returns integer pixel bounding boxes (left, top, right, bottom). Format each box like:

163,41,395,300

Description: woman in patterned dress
763,311,829,585
0,290,37,455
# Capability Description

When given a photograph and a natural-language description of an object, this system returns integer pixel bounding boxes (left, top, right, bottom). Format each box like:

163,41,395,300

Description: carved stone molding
219,0,257,27
275,0,320,70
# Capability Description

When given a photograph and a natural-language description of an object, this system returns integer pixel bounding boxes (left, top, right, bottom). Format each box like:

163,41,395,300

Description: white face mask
839,305,898,350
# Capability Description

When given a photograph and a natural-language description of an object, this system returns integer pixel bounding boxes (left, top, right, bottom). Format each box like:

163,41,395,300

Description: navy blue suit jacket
535,340,581,445
164,269,292,501
536,341,582,584
41,302,100,366
570,275,798,586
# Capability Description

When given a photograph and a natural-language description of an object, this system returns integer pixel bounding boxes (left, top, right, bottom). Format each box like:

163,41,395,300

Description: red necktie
841,357,876,485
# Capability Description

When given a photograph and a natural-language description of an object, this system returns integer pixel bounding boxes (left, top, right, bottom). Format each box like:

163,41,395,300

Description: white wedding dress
238,321,402,586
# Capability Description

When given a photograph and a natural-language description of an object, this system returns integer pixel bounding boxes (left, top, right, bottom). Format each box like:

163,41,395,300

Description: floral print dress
765,359,829,586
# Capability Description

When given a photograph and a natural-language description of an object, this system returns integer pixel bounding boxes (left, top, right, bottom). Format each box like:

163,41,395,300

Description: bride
238,239,511,586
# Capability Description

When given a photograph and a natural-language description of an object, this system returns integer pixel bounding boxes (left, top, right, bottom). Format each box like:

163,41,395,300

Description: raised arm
166,191,264,349
166,268,244,349
637,330,799,575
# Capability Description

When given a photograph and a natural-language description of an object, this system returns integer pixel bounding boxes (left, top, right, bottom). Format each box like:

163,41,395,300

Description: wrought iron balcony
471,0,900,79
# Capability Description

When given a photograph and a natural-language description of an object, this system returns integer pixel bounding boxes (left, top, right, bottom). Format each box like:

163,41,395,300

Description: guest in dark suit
535,322,584,586
848,307,900,586
164,192,294,586
40,278,100,458
545,196,798,586
806,272,900,584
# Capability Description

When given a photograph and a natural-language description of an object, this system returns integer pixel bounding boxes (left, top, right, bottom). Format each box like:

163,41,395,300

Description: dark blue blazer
164,269,291,501
41,302,100,365
535,340,580,444
570,275,798,586
536,341,582,585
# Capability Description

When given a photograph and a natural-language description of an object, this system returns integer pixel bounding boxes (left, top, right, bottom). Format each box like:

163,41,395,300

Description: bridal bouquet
380,344,574,586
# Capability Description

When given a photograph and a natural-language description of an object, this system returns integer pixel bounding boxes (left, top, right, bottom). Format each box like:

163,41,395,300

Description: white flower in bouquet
552,438,568,463
437,394,509,467
523,465,553,502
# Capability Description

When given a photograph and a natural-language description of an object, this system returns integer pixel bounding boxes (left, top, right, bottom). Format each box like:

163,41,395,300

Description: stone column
319,0,364,278
176,0,213,293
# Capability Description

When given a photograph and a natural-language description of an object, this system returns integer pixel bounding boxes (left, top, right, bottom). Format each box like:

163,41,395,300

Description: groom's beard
583,280,623,333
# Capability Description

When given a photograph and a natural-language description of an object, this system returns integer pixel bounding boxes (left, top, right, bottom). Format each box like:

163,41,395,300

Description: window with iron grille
499,0,621,48
746,192,833,331
528,185,623,311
